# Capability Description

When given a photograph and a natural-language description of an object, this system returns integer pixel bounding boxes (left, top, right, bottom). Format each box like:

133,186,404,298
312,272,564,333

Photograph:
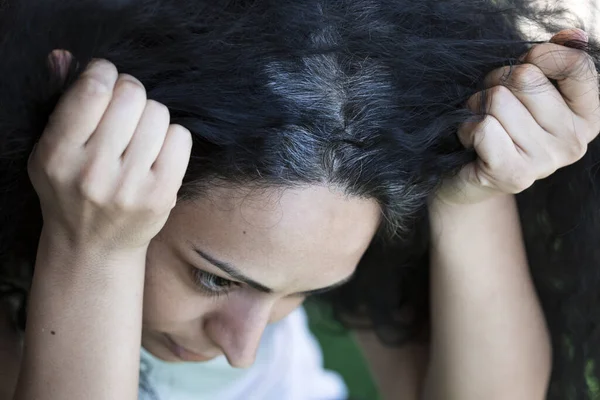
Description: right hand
435,29,598,206
28,55,192,253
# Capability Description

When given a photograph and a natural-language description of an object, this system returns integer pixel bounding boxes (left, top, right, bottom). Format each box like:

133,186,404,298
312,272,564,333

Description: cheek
142,268,187,327
268,296,306,324
142,247,211,329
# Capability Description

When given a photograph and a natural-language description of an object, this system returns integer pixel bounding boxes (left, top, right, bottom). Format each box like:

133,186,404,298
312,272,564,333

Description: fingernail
572,28,589,43
550,28,589,47
48,49,73,82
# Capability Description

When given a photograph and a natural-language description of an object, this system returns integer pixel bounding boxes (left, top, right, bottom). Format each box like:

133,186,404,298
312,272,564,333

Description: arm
420,29,599,400
354,331,428,400
13,233,146,400
423,195,550,400
358,29,599,398
355,196,549,400
12,54,191,399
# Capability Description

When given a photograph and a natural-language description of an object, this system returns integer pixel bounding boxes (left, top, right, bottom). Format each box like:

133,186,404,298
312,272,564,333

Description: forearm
424,195,551,400
354,331,429,400
14,229,146,400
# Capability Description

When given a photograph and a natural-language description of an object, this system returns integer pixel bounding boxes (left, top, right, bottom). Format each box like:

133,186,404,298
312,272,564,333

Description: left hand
437,28,600,205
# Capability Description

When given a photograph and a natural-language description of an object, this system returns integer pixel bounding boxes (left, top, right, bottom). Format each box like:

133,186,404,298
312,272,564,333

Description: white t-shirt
138,307,348,400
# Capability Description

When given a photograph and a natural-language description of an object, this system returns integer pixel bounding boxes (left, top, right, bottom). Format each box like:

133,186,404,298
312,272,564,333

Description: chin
143,342,180,362
141,333,178,362
143,333,220,363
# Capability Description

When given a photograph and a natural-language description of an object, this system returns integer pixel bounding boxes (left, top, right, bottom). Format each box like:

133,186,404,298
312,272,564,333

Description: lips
164,334,219,362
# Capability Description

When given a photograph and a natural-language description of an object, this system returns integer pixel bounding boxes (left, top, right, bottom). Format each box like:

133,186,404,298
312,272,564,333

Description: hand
437,28,600,205
28,54,192,252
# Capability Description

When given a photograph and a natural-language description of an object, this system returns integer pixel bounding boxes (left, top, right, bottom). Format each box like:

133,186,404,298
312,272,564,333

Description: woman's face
141,185,380,368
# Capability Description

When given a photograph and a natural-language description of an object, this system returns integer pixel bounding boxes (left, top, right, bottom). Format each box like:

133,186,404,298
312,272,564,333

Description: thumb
436,162,498,205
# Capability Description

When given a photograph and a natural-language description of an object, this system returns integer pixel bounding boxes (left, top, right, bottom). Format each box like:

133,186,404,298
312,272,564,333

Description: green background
306,303,382,400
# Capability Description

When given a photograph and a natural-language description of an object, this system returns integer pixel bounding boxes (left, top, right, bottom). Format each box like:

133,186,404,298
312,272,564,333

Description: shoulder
0,299,22,400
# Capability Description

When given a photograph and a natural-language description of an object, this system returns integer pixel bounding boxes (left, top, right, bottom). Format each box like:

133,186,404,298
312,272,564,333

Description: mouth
163,334,219,362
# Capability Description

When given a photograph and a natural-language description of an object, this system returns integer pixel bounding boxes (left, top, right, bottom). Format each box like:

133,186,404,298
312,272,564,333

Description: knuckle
167,124,193,151
117,74,145,89
483,152,505,174
465,91,481,111
489,84,512,98
526,44,548,64
170,123,190,135
79,74,114,97
42,166,70,187
469,116,493,149
146,100,170,120
113,190,139,212
510,63,543,84
170,124,192,145
76,161,109,204
487,85,512,106
76,178,107,205
43,162,70,185
542,147,560,174
507,170,534,193
479,114,501,135
566,133,588,161
78,60,118,96
87,59,118,77
115,75,147,100
36,148,71,184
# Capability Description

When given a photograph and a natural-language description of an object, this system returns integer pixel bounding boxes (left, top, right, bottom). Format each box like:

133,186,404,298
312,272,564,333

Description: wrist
36,226,148,281
428,194,518,244
39,225,148,261
429,192,515,216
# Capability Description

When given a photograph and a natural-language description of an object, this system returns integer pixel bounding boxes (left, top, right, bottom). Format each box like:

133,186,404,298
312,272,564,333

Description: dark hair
0,0,598,398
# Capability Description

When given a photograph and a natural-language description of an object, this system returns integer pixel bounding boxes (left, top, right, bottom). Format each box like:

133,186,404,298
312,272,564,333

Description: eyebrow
194,248,354,296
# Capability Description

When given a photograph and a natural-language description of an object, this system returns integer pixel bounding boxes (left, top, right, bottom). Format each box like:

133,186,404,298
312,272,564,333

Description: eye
190,268,235,296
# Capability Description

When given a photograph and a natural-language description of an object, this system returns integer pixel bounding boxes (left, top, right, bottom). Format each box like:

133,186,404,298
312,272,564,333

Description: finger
464,85,547,157
122,100,170,171
85,74,147,157
442,117,520,203
522,42,599,125
44,59,118,147
445,162,496,203
461,114,520,180
482,64,578,140
151,124,192,204
468,116,534,194
456,119,478,149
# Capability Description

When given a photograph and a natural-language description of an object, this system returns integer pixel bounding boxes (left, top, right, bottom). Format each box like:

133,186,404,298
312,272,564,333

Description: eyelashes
189,267,236,297
188,265,319,299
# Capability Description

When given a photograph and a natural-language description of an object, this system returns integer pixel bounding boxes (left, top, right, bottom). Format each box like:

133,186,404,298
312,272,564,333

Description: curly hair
0,0,598,398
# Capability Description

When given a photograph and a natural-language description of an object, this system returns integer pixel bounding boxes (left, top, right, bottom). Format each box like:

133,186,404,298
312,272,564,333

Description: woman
0,0,598,399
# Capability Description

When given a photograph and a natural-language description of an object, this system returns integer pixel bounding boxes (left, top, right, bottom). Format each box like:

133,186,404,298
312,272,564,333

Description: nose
205,296,274,368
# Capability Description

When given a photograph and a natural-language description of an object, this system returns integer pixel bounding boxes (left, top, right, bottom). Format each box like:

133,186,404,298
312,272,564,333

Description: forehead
165,185,381,291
